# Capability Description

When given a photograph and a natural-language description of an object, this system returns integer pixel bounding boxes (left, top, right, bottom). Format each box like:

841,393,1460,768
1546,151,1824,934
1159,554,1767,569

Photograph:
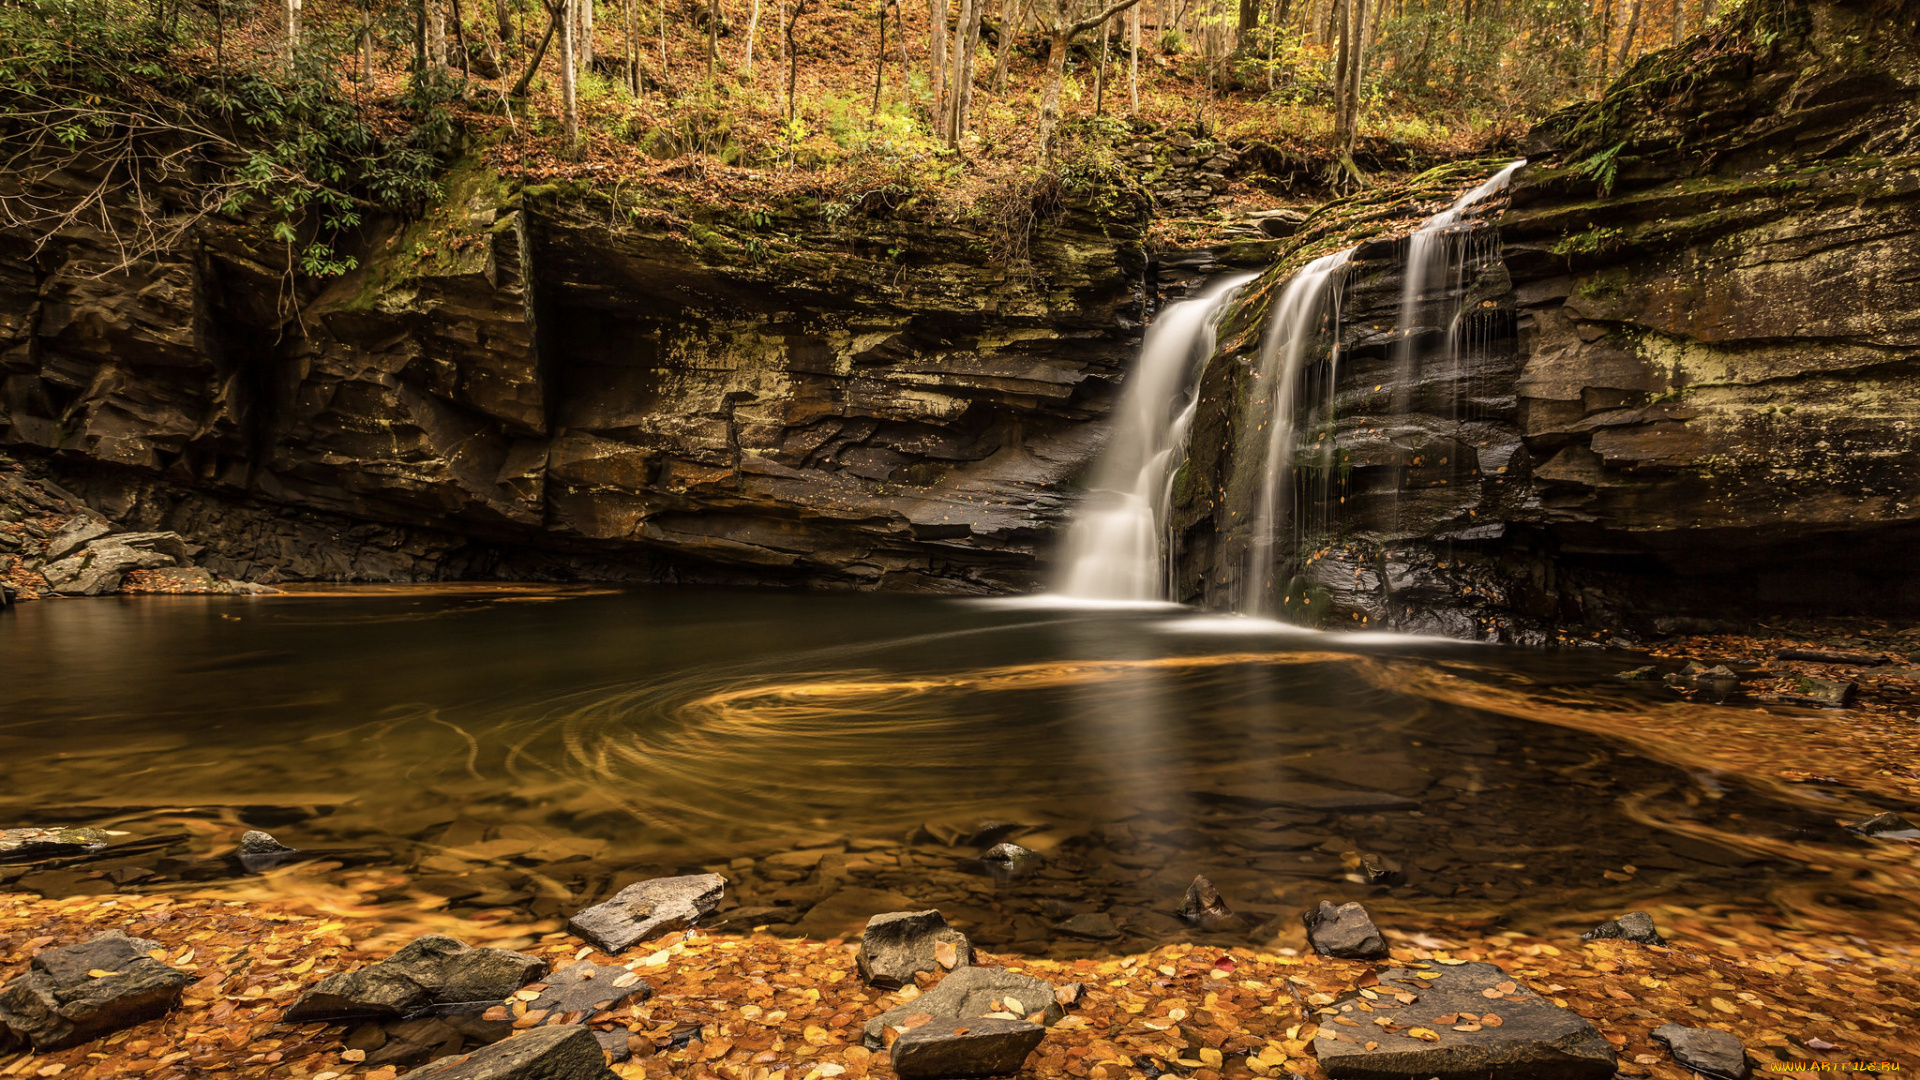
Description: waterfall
1056,273,1254,601
1240,249,1355,616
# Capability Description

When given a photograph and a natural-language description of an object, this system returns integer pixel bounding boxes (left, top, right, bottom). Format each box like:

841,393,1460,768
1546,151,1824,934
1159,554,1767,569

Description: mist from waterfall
1056,273,1254,602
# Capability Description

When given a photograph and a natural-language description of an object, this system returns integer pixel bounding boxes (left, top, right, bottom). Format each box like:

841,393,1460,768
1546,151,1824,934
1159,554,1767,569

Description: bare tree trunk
1670,0,1683,45
431,0,447,67
1038,28,1069,152
932,0,950,127
559,0,579,153
787,0,815,123
947,0,983,144
1615,0,1641,66
1128,0,1138,114
1346,0,1365,146
286,0,302,62
579,0,595,64
991,0,1025,90
1094,14,1108,115
512,1,563,93
873,0,888,111
1330,0,1349,131
626,0,640,92
1598,0,1613,81
498,0,513,40
451,0,473,89
745,0,762,74
708,0,720,82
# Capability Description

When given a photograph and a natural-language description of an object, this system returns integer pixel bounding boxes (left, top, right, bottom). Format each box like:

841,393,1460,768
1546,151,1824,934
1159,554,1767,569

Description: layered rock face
1,159,1146,590
1175,0,1920,637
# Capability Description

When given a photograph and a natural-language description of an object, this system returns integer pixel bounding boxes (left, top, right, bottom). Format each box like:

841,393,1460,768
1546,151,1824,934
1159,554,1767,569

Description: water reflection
1,587,1915,957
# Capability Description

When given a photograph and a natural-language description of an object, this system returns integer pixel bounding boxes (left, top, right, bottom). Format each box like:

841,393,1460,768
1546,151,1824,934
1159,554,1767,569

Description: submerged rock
1843,812,1920,840
890,1016,1047,1080
1052,913,1122,940
855,910,974,989
1580,911,1666,946
863,966,1066,1050
0,931,191,1050
1612,666,1660,681
1176,875,1234,926
1302,900,1389,960
1313,961,1615,1079
284,935,547,1022
567,873,726,954
1651,1023,1752,1080
1665,662,1741,700
1359,852,1405,887
236,830,299,872
0,827,108,862
405,1024,619,1080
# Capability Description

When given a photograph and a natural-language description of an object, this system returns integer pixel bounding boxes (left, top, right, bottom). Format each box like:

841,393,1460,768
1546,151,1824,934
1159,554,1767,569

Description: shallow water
2,587,1915,956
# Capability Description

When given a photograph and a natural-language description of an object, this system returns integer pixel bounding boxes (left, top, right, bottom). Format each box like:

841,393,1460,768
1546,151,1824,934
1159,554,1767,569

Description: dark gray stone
1303,901,1389,960
526,959,652,1018
1651,1023,1752,1080
856,910,974,989
864,966,1066,1049
42,541,174,595
1580,911,1666,946
1359,853,1405,887
405,1024,620,1080
890,1016,1046,1079
43,517,109,562
567,873,726,954
980,843,1037,867
593,1028,634,1063
1313,961,1616,1080
1665,662,1741,700
1844,812,1920,840
236,830,299,872
284,935,547,1022
0,931,190,1050
1176,875,1234,926
0,827,109,862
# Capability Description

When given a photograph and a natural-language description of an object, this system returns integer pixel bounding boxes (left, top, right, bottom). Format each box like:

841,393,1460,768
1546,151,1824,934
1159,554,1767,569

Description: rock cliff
1173,0,1920,638
1,154,1150,591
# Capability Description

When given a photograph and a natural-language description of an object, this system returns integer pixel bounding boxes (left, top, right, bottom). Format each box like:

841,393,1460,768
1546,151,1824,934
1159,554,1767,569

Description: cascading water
1240,249,1354,616
1056,273,1254,601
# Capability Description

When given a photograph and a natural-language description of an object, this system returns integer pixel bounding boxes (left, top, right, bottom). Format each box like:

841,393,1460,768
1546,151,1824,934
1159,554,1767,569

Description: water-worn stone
890,1016,1047,1080
863,966,1066,1049
567,873,726,954
1302,900,1388,960
236,829,299,872
405,1024,620,1080
0,931,190,1050
43,517,109,562
1651,1023,1752,1080
1580,911,1666,946
41,541,174,596
1176,875,1233,926
0,827,109,862
1313,961,1616,1079
284,935,547,1022
525,959,652,1017
1843,813,1920,840
855,910,974,989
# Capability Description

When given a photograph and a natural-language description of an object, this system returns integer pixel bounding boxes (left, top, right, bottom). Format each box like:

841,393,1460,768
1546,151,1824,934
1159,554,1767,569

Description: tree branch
1068,0,1145,38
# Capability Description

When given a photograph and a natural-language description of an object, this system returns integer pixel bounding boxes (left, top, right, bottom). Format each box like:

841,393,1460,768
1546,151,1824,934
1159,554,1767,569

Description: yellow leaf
1198,1048,1223,1067
1710,997,1737,1014
87,969,114,979
287,958,316,974
1408,1028,1442,1042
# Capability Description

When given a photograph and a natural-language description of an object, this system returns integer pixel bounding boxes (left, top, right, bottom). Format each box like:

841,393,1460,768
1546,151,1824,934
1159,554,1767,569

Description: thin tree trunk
580,0,595,64
746,0,762,74
948,0,983,144
661,0,668,73
991,0,1024,90
286,0,301,61
1615,0,1641,66
511,1,562,95
1670,0,1682,45
559,0,579,153
1598,0,1613,81
498,0,512,40
451,0,473,89
708,0,720,82
626,0,640,92
1128,0,1138,113
873,0,888,111
1038,29,1068,153
1330,0,1349,133
1345,0,1365,147
787,0,814,123
1094,14,1108,116
415,0,429,71
431,0,447,67
932,0,950,128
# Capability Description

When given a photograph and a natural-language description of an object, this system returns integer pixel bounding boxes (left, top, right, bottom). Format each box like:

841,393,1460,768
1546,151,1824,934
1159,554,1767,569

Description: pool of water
3,586,1914,956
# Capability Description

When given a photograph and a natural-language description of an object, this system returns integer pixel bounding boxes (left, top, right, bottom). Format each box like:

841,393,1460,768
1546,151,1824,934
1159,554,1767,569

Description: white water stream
1055,274,1254,601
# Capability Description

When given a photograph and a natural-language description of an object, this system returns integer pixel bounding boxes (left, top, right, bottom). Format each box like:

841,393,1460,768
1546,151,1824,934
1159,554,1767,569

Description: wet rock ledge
0,878,1909,1080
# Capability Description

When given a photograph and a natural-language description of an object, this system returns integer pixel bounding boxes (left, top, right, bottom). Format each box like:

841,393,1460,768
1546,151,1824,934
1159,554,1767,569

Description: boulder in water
1302,900,1389,960
856,910,974,989
0,931,191,1050
1651,1024,1752,1080
1176,875,1234,926
1580,911,1666,946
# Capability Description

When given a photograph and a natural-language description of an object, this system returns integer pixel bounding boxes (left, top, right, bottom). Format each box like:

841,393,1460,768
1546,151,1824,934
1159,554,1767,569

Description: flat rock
864,966,1066,1049
1651,1023,1752,1080
43,541,173,595
568,873,726,954
1844,812,1920,840
406,1024,620,1080
856,910,974,989
1580,911,1666,946
1176,875,1234,926
1053,913,1122,940
1777,647,1884,666
1313,961,1616,1080
0,930,190,1050
1303,900,1388,960
43,517,110,562
284,935,547,1022
890,1016,1046,1080
526,959,652,1018
0,827,109,862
